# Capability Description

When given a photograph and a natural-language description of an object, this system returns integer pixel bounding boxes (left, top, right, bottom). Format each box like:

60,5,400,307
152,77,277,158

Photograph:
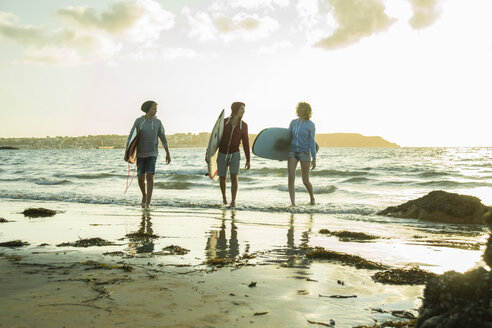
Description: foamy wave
60,172,117,179
35,178,72,185
0,192,375,215
274,185,337,194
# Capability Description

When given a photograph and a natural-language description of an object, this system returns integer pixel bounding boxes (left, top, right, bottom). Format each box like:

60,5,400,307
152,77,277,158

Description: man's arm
241,123,250,170
158,122,171,164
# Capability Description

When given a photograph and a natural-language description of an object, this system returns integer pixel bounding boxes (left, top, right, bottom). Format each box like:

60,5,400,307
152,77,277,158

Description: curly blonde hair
296,102,312,120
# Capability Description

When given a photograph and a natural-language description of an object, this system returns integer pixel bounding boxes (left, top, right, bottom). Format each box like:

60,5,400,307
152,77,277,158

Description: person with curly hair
288,102,316,206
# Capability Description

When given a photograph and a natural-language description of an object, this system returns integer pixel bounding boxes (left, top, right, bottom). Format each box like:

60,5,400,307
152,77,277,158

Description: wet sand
0,199,487,327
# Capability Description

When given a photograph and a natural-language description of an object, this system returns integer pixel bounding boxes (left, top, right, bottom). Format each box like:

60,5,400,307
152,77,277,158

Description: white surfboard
124,128,139,164
252,127,319,161
206,109,225,180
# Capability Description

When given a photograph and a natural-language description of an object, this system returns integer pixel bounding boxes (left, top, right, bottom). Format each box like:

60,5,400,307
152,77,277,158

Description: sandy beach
1,198,488,328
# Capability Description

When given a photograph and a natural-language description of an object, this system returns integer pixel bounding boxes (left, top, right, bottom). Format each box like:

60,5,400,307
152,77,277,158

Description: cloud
0,12,47,45
162,47,197,60
314,0,396,50
227,0,290,10
257,40,293,55
408,0,441,29
56,0,174,44
0,0,174,65
0,11,121,65
184,8,279,42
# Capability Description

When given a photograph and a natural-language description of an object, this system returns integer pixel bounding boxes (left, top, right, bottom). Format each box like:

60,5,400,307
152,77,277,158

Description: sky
0,0,491,147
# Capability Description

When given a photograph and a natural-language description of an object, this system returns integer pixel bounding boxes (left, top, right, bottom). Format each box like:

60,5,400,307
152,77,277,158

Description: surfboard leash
124,162,137,194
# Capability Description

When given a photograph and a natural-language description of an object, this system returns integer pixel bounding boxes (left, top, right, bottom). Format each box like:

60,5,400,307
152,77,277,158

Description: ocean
1,147,491,213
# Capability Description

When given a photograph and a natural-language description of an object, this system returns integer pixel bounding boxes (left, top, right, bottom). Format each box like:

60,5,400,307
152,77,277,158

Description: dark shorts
137,156,157,176
288,151,311,162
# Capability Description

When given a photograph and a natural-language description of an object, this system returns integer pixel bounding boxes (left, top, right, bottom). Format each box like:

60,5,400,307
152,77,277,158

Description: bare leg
300,161,315,205
230,174,238,207
219,176,227,205
145,173,154,208
288,157,299,206
138,175,146,207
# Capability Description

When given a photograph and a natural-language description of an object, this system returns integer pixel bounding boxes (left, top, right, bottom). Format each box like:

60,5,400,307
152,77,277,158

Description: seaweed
125,231,159,241
162,245,189,255
22,208,57,218
353,320,416,328
319,229,379,242
305,247,389,270
82,260,133,272
57,237,115,247
371,267,437,285
0,240,29,247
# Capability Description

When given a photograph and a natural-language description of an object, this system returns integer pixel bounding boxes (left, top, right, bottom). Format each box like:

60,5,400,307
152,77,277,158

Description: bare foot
141,194,146,208
222,197,227,205
290,203,296,207
229,202,236,208
309,199,315,205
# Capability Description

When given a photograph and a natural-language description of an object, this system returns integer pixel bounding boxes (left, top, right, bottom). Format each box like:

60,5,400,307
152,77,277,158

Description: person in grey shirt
127,100,171,209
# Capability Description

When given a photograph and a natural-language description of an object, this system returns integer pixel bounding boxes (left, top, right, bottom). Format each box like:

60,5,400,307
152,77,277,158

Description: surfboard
252,127,319,161
124,128,139,164
206,109,225,180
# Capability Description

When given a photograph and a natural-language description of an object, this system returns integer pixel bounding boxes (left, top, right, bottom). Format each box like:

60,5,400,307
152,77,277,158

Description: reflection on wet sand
282,214,313,268
206,210,240,261
128,211,155,255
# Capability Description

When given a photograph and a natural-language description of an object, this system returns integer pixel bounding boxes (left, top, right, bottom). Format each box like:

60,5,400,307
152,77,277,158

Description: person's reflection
284,213,314,267
205,210,240,260
300,214,313,248
128,211,155,255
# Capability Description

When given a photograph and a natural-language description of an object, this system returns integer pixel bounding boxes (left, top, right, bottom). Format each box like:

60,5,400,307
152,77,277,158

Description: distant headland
0,133,399,149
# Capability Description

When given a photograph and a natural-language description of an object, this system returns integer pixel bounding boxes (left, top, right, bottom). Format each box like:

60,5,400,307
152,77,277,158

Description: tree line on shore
0,132,399,149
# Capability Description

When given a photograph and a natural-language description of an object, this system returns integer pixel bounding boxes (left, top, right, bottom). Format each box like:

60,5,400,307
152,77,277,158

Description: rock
416,267,492,327
484,234,492,268
378,190,491,224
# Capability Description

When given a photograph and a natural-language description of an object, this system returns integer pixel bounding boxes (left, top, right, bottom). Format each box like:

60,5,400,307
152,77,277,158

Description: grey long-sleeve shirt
127,116,168,158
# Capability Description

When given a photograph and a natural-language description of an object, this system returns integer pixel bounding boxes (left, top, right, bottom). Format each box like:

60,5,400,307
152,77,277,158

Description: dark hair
231,102,245,113
141,100,156,113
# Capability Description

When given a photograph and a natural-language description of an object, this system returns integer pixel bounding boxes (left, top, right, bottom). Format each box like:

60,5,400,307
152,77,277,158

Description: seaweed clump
206,253,257,268
354,320,416,328
57,237,114,247
372,267,437,285
162,245,189,255
125,231,159,241
0,240,29,247
319,229,379,241
305,247,388,270
82,260,133,272
22,208,57,218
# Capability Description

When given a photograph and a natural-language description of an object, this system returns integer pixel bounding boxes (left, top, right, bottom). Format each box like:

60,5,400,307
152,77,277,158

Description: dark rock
378,190,491,224
484,234,492,269
416,267,492,328
22,208,57,218
0,217,9,223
